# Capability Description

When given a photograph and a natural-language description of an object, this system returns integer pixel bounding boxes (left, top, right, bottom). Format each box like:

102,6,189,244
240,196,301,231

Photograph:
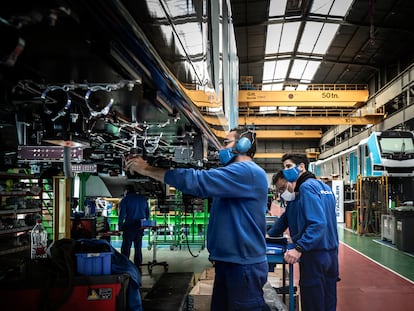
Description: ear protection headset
236,136,252,153
219,128,256,165
235,130,255,153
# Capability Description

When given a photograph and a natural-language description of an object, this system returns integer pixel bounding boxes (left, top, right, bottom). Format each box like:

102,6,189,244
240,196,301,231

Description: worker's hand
125,156,150,176
284,248,301,264
125,156,168,182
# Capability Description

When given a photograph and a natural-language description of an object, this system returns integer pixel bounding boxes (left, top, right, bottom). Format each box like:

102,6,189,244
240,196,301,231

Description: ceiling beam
239,89,369,106
212,129,322,139
185,87,369,108
238,115,384,126
254,151,320,160
202,114,384,126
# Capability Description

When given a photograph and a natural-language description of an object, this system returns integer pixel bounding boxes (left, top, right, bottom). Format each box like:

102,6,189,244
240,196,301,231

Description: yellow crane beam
239,115,384,126
203,114,384,126
183,85,369,109
254,151,320,160
254,152,285,159
183,89,222,108
211,129,322,139
239,101,360,107
238,89,369,107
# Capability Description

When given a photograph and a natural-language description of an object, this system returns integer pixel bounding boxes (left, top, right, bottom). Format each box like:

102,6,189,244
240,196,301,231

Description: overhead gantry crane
183,84,385,138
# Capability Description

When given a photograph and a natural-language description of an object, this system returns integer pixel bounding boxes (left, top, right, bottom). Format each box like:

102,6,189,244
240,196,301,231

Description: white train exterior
310,130,414,185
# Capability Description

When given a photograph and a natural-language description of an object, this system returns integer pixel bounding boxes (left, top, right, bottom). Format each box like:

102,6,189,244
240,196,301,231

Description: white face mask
281,189,296,202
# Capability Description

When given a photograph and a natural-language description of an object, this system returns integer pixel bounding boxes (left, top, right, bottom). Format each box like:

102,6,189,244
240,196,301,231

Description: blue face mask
283,166,300,182
219,148,236,165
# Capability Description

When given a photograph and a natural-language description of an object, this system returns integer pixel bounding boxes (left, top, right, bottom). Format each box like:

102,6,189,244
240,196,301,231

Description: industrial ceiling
229,0,414,171
0,0,413,181
230,0,414,88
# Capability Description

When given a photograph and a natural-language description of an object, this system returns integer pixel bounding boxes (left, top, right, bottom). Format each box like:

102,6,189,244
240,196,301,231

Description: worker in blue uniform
267,170,296,239
118,185,150,267
125,127,269,311
268,153,339,311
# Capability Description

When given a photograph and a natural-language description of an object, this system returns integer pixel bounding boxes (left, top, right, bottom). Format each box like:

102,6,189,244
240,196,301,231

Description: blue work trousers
121,228,144,266
211,260,268,311
299,249,339,311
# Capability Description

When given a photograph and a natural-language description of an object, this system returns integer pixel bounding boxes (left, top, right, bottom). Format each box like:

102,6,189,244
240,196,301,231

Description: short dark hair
281,153,309,170
231,127,257,157
271,170,285,186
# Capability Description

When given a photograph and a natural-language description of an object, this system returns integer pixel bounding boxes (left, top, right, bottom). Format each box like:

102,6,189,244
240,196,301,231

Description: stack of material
187,268,215,311
267,265,288,288
187,267,290,311
263,282,288,311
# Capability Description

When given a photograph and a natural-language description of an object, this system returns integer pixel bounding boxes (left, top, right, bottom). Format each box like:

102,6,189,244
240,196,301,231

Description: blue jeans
211,260,268,311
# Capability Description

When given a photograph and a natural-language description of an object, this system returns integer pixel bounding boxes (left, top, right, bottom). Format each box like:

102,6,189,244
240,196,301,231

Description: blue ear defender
219,128,255,165
236,136,252,153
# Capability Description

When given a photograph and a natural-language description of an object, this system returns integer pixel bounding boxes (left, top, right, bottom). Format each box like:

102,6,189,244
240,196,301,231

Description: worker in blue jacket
125,127,269,311
118,185,150,267
268,153,339,311
267,170,296,239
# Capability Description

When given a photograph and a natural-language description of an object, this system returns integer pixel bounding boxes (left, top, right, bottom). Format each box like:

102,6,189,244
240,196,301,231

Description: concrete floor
138,245,212,294
114,223,414,310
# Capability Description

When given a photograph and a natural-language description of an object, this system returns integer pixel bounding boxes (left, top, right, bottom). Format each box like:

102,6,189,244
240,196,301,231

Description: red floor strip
337,242,414,311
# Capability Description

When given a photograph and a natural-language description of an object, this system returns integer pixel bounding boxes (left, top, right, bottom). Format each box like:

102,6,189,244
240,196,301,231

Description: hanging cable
51,92,72,122
183,196,203,258
369,0,375,46
84,88,115,118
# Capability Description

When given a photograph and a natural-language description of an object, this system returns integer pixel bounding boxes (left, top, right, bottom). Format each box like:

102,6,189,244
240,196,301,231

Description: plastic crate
75,252,111,275
141,219,156,227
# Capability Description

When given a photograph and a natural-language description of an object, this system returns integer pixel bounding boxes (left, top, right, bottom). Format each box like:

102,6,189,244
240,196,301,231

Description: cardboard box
187,279,214,311
199,267,215,280
268,266,290,288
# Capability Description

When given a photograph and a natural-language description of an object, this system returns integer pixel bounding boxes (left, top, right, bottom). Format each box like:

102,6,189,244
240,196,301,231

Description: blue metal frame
266,244,296,311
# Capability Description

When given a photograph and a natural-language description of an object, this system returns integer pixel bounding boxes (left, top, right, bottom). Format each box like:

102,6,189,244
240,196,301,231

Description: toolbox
0,274,129,311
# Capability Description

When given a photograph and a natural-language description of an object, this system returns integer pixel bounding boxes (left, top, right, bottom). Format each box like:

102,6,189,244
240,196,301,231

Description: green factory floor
115,223,414,310
338,224,414,282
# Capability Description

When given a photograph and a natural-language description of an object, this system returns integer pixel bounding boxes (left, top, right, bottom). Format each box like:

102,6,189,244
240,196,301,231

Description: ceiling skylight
263,0,353,90
311,0,354,16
